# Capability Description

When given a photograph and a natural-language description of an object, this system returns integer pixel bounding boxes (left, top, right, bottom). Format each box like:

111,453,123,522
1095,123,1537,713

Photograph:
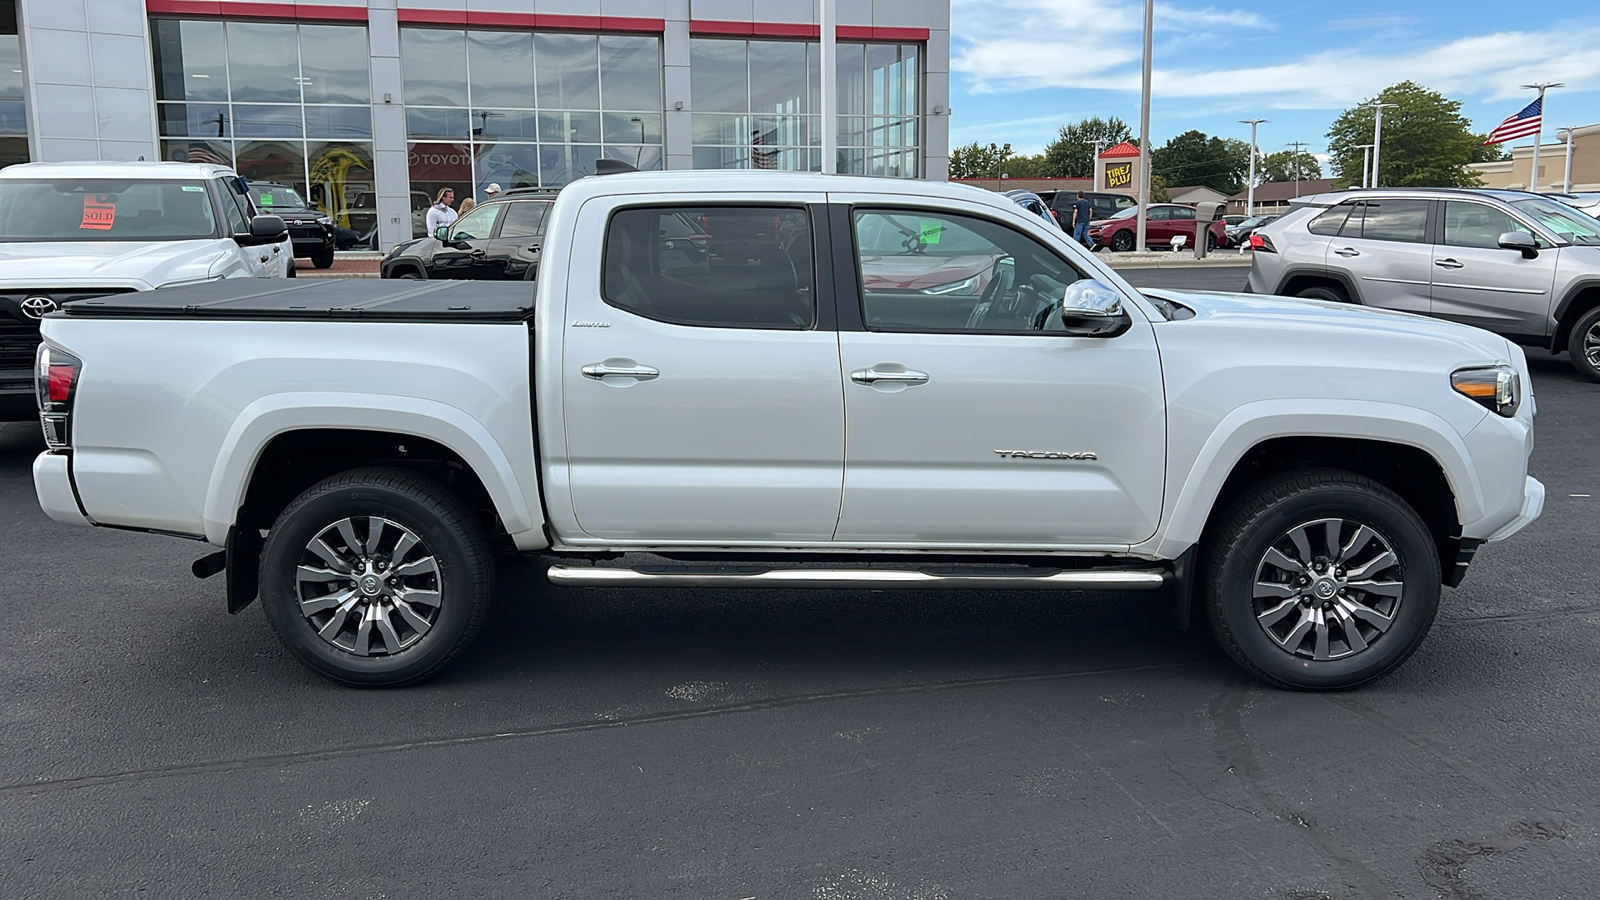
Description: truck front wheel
1203,470,1440,690
258,467,494,687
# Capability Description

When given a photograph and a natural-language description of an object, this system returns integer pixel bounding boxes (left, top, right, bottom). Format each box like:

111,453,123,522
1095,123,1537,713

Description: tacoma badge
993,450,1098,460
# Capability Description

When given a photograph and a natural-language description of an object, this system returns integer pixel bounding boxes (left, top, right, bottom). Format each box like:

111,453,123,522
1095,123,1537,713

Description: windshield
1107,207,1139,221
1510,197,1600,245
251,185,307,211
0,179,218,242
1238,216,1270,228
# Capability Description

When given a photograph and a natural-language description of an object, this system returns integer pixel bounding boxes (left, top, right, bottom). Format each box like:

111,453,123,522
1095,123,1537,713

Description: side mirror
237,214,287,245
1497,231,1539,259
1059,279,1133,338
434,226,451,241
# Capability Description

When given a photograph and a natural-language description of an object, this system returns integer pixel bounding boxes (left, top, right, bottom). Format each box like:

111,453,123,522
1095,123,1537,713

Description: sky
947,0,1600,172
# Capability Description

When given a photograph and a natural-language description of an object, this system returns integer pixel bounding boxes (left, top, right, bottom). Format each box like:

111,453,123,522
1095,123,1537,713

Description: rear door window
497,201,550,238
603,206,815,329
1351,199,1429,243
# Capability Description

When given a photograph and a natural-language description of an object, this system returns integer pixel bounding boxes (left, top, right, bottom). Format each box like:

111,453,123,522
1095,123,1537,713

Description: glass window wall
689,38,921,177
151,18,375,247
402,28,662,232
0,1,26,169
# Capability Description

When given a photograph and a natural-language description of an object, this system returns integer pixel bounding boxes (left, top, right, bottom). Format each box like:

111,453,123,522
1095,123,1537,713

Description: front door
1431,199,1560,338
1324,198,1434,313
426,203,502,279
833,204,1167,547
560,197,844,543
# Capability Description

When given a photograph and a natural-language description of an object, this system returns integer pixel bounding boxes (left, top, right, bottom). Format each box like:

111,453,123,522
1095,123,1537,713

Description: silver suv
1248,188,1600,380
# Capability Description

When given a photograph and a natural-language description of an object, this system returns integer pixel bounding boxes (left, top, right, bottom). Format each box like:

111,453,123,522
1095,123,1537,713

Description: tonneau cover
59,278,533,322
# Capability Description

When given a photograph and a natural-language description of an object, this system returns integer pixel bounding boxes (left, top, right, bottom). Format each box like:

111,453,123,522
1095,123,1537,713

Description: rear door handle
1333,247,1361,257
582,362,659,380
1434,258,1464,269
851,368,929,386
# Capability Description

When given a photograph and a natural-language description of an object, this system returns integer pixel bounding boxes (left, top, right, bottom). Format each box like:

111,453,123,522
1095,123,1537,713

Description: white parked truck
0,161,293,421
31,171,1543,689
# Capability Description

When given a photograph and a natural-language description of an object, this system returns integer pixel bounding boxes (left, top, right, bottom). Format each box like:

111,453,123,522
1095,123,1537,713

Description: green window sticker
181,185,205,192
258,194,273,206
919,219,942,244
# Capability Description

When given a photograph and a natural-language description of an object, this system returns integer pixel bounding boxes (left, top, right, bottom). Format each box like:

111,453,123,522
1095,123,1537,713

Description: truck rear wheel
258,467,494,687
1203,469,1440,690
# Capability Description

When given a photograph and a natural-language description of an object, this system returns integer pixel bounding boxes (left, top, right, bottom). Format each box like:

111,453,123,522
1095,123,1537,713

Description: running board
546,564,1168,591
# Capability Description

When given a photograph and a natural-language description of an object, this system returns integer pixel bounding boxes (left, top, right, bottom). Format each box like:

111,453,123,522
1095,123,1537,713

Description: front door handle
1435,258,1464,269
582,362,659,381
1333,247,1361,257
851,367,929,386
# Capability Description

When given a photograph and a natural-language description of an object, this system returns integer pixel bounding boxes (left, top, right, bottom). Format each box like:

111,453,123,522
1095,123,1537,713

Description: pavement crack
1419,819,1567,900
0,660,1201,797
1437,605,1600,626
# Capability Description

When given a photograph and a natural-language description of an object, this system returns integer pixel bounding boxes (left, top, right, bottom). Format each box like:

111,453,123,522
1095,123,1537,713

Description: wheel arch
1552,281,1600,352
1274,266,1362,304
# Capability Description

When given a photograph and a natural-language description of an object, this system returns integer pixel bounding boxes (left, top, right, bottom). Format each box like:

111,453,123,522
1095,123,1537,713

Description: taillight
1249,233,1276,253
35,344,81,450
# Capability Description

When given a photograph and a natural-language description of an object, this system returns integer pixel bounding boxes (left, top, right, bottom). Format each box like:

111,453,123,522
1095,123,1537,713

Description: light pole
1369,100,1397,188
1519,83,1562,190
1084,136,1110,190
1561,126,1578,192
989,142,1011,190
1355,143,1374,188
1136,0,1153,252
1240,119,1267,215
1286,140,1309,198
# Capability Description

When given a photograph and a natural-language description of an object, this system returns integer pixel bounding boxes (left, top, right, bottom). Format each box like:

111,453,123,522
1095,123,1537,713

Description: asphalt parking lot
3,265,1597,899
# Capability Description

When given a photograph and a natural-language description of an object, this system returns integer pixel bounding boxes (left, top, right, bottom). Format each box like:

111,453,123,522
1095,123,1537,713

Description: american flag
1483,97,1543,144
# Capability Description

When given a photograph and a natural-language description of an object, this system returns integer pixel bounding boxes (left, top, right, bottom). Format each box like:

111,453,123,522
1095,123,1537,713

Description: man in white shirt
425,187,458,237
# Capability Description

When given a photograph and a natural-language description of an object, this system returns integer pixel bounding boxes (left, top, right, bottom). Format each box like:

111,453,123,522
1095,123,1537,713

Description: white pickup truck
0,161,293,420
31,171,1543,690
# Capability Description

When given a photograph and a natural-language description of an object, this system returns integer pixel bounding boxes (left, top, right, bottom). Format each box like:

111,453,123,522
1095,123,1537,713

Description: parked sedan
381,190,555,280
1003,189,1057,226
1088,203,1227,252
1225,214,1279,248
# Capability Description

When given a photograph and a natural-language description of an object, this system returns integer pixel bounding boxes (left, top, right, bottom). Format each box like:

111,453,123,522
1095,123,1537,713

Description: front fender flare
1137,399,1485,560
201,392,546,549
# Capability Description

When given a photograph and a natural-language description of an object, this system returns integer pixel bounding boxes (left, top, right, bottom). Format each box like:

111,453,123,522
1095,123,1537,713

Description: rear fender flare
1137,399,1484,560
1274,266,1362,304
202,392,546,549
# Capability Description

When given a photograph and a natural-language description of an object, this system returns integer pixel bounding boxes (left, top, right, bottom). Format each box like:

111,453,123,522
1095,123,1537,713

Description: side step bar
547,565,1168,591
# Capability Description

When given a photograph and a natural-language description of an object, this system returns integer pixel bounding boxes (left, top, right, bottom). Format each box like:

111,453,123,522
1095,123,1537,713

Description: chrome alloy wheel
1251,517,1405,661
1585,320,1600,369
295,516,442,657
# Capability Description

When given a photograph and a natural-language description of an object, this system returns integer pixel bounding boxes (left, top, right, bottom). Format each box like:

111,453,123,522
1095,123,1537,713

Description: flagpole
1521,82,1562,191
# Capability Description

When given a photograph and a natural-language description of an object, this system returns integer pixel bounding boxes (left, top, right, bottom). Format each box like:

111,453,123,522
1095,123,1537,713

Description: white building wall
19,0,157,162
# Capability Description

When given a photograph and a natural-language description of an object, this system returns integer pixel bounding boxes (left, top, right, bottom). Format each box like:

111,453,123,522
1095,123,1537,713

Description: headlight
922,274,981,295
316,215,333,225
1451,365,1521,417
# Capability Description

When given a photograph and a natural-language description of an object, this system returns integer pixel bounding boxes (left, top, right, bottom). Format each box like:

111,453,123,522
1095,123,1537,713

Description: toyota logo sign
19,296,57,319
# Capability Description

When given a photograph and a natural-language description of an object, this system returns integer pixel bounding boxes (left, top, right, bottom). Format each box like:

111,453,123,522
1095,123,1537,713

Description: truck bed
59,278,533,323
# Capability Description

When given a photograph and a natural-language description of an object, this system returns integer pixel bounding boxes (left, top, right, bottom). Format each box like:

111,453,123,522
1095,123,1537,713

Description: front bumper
1485,476,1544,543
33,451,89,527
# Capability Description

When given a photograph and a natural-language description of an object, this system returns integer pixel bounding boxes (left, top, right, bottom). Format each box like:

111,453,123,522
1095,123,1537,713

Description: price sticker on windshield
919,219,942,244
80,196,116,231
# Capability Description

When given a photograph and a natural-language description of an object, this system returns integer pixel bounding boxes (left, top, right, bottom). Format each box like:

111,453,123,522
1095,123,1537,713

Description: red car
1088,203,1226,253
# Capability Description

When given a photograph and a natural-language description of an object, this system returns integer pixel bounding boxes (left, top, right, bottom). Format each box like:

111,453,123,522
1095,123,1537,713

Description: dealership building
0,0,950,248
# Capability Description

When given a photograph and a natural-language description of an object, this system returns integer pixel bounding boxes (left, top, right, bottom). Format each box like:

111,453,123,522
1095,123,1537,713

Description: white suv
1248,188,1600,380
0,161,291,420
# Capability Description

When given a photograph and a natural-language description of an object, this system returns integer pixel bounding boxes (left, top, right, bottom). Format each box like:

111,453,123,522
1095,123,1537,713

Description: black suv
1038,190,1136,229
381,188,557,281
249,182,336,268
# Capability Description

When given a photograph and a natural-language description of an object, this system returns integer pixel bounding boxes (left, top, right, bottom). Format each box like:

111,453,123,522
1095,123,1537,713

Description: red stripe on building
394,8,663,32
691,20,929,41
146,0,369,21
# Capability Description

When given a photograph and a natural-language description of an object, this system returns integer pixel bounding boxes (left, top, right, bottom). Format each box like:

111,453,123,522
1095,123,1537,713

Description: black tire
286,261,297,278
312,247,336,269
1565,306,1600,382
1296,283,1350,304
258,467,494,687
1205,232,1218,252
1110,230,1135,252
1203,469,1441,691
398,268,424,280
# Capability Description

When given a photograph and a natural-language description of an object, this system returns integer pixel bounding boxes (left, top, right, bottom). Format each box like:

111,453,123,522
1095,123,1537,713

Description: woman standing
457,197,476,217
424,187,458,237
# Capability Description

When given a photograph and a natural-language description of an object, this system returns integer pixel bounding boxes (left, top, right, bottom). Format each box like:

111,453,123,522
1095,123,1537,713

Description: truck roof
0,160,238,180
60,278,533,323
558,169,1027,216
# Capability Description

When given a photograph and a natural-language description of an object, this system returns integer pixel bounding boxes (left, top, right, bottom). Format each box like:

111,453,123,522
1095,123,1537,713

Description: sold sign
81,196,116,230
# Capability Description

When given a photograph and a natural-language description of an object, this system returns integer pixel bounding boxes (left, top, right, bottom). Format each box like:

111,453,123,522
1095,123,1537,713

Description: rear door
831,200,1166,546
1325,198,1433,313
1431,199,1559,337
560,195,845,543
485,200,550,280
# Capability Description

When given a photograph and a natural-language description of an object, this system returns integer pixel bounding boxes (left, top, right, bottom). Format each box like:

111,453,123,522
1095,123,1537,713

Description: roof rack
498,186,562,197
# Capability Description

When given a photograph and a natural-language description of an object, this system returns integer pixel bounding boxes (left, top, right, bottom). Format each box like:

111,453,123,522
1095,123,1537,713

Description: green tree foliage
1044,117,1134,178
949,142,998,179
1150,130,1251,193
1258,150,1323,183
1149,175,1170,203
1326,82,1486,188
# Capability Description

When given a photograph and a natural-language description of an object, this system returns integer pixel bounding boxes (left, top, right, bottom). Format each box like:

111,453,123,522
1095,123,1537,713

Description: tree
1258,150,1322,183
1150,130,1250,193
1149,175,1170,203
1326,82,1485,188
1043,117,1133,178
949,142,998,179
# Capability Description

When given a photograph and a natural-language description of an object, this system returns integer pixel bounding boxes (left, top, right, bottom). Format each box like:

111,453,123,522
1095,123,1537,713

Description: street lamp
1354,143,1374,189
1240,119,1268,215
1369,100,1397,188
989,142,1011,190
1084,136,1110,191
1560,126,1578,192
1520,83,1563,190
1136,0,1153,252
